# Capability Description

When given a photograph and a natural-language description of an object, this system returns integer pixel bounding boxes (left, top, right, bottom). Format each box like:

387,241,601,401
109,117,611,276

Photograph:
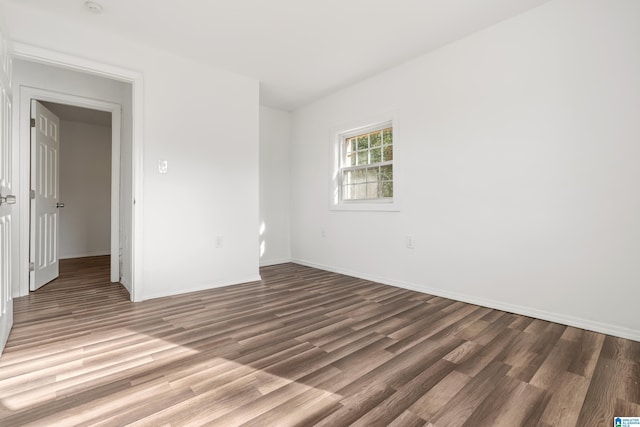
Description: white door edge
0,31,15,356
30,100,61,290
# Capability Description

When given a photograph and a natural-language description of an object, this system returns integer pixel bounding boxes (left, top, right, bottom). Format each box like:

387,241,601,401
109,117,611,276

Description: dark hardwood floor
0,256,638,426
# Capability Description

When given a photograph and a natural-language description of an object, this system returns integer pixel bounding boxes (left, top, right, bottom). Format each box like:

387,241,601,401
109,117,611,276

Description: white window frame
330,115,400,212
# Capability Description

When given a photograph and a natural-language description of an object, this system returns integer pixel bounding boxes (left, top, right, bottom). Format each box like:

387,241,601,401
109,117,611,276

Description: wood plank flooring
0,256,638,426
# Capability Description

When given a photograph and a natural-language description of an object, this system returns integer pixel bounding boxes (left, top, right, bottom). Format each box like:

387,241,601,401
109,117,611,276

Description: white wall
3,1,260,300
259,106,291,266
59,120,111,259
290,0,640,340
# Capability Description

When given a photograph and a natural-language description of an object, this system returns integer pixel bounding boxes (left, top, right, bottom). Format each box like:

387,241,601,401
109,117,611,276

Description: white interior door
30,100,60,291
0,41,14,354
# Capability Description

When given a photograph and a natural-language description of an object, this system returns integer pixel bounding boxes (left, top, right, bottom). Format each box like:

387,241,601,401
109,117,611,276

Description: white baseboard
59,251,110,260
120,276,132,296
142,275,263,301
291,258,640,343
260,257,292,267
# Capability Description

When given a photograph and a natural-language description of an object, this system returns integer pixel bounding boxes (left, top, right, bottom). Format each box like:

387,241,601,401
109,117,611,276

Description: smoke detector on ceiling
84,1,103,14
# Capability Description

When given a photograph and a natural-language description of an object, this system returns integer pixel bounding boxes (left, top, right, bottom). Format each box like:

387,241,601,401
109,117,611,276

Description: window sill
330,201,400,212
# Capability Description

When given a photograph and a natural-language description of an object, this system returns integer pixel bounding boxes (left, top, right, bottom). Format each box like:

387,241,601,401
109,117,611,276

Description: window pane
370,131,382,147
382,181,393,197
354,184,366,199
343,184,354,200
344,139,355,166
345,139,354,153
370,148,381,163
357,151,368,165
383,128,392,145
367,182,379,199
343,170,354,184
366,167,378,182
380,164,393,180
350,138,357,152
383,145,393,161
355,168,366,183
357,135,369,150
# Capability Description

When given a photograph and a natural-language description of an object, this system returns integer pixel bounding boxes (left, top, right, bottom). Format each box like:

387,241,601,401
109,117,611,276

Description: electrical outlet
215,236,224,248
321,228,327,238
406,236,415,249
158,160,168,174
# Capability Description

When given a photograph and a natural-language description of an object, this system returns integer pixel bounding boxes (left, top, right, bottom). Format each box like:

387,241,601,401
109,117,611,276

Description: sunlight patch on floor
0,332,199,411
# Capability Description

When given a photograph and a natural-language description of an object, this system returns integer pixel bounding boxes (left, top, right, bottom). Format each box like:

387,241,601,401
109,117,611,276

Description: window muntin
341,126,393,201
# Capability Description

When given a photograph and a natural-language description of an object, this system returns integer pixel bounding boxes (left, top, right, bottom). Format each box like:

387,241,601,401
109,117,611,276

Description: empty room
0,0,638,426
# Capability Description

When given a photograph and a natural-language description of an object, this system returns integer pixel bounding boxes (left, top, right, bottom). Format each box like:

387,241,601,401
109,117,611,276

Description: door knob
56,202,65,208
0,194,16,205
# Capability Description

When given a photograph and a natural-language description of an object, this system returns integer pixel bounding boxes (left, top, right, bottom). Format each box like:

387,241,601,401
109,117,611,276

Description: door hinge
30,189,35,199
29,262,35,272
30,118,36,128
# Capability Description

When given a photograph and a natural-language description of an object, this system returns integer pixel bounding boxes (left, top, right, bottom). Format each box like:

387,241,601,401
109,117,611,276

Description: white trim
120,276,131,294
329,112,401,212
11,42,143,302
132,79,143,302
291,258,640,343
142,275,262,301
59,251,111,260
110,109,121,283
340,121,393,139
21,88,121,292
11,42,141,83
259,258,292,267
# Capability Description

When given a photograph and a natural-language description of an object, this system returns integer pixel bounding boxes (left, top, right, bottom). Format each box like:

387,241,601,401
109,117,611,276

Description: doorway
32,100,116,290
12,43,143,301
25,91,121,291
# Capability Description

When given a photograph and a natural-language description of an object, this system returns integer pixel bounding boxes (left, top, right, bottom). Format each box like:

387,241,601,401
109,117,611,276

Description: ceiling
41,102,112,127
8,0,551,110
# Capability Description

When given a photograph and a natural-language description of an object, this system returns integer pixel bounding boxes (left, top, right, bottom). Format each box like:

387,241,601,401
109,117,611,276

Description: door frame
25,92,121,289
12,42,144,302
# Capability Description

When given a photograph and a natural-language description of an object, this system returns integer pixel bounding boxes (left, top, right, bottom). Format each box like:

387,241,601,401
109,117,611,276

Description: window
340,122,393,202
330,116,399,212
